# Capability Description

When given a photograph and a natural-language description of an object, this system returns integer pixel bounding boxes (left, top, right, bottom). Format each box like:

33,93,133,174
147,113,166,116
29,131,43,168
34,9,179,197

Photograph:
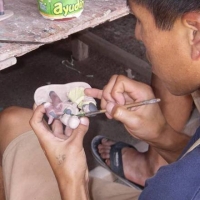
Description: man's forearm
57,178,90,200
148,124,191,163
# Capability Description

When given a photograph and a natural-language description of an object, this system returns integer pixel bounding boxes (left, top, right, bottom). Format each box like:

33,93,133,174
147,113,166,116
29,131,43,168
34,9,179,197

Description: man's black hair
131,0,200,30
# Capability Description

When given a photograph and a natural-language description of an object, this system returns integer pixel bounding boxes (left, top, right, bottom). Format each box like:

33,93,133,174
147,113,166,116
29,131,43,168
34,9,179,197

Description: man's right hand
85,75,167,142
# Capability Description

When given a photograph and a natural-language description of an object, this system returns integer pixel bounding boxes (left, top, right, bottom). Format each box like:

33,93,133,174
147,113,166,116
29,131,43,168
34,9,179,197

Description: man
1,0,200,199
94,74,194,187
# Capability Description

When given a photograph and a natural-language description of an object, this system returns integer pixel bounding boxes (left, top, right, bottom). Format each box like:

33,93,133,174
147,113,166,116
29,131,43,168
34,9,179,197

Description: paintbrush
76,98,161,117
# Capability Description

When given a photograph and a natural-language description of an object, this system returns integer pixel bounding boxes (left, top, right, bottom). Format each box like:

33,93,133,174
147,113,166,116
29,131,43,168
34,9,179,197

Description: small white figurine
34,82,97,129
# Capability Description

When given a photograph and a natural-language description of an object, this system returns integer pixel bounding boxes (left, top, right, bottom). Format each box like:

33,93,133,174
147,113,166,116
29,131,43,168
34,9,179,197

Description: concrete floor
0,14,148,170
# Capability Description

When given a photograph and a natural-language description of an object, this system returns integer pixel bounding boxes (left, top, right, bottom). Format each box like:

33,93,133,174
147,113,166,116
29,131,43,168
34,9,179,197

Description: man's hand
85,75,166,142
85,75,190,163
30,104,90,200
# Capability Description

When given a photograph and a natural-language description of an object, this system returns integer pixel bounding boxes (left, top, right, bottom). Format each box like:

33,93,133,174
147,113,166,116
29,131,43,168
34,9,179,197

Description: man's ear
182,12,200,60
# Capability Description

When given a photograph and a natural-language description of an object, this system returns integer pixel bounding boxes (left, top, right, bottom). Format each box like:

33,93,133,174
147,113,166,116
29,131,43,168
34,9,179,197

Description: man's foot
98,138,168,186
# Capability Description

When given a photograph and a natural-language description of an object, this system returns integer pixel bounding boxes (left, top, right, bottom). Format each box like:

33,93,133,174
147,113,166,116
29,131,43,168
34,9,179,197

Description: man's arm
85,75,191,163
57,178,90,200
147,124,190,163
30,105,90,200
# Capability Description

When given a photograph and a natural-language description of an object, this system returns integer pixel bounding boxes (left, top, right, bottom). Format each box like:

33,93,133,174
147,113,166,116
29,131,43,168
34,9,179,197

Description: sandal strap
110,142,132,179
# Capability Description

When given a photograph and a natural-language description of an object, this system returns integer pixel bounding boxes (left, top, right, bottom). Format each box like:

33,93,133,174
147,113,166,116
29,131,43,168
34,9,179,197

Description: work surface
0,0,129,69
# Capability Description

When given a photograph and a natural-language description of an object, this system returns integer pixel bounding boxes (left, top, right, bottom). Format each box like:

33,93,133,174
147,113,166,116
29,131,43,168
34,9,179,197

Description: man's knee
0,106,33,158
0,106,32,127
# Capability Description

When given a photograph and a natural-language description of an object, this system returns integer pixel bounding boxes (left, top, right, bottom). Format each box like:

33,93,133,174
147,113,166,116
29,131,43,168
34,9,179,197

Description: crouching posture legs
0,107,62,200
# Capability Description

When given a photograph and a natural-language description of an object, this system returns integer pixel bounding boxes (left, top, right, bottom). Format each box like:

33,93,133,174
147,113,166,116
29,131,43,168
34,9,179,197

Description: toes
101,138,115,146
98,148,110,155
97,143,111,159
98,146,110,159
96,138,117,163
100,152,110,159
98,144,111,150
105,159,110,166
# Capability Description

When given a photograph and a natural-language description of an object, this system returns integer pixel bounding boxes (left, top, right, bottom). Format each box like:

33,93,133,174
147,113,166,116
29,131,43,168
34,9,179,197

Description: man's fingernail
84,88,89,95
80,117,89,126
43,102,51,108
106,102,115,114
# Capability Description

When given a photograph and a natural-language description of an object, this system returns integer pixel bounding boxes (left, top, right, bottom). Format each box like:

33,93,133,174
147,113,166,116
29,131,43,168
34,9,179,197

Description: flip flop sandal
91,135,144,190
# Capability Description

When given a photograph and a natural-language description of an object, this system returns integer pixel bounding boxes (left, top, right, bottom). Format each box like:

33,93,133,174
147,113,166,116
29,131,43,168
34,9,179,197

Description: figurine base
0,10,13,21
34,82,92,105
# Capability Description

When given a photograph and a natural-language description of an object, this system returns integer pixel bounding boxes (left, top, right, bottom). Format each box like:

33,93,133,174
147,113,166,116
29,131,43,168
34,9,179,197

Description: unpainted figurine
34,82,97,129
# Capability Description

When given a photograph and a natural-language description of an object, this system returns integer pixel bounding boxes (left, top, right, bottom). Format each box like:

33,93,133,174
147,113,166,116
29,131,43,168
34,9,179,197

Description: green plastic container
37,0,84,20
